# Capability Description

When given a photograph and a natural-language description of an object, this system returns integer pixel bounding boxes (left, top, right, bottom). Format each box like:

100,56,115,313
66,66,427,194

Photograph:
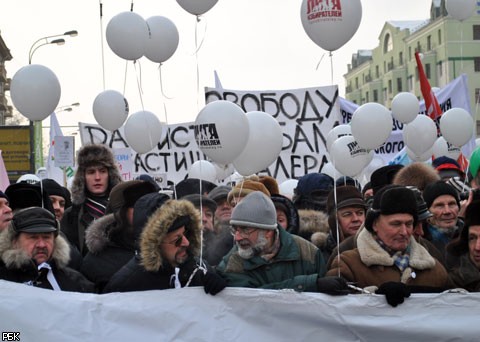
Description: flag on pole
0,150,10,191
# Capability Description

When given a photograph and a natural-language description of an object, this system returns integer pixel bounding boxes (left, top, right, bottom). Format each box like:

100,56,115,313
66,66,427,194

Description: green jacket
217,228,326,292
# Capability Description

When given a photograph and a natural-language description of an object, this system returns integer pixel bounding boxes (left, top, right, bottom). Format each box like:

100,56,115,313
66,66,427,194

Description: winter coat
102,199,206,293
216,228,327,292
0,228,94,293
448,253,480,292
297,209,330,248
80,214,135,292
327,228,450,289
271,194,300,235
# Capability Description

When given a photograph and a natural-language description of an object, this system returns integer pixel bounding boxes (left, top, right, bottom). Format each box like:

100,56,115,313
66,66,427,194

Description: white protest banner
205,85,342,182
112,147,134,181
339,74,474,163
53,136,75,167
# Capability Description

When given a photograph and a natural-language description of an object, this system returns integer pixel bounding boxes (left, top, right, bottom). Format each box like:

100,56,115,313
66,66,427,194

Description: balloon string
133,61,145,111
192,16,208,111
123,60,128,95
329,51,334,85
98,0,105,90
158,65,172,163
460,23,464,73
158,64,173,100
315,53,326,70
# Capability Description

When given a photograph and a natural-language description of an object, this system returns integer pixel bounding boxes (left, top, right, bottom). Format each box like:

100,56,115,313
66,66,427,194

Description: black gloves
203,271,227,296
316,276,350,295
376,282,411,307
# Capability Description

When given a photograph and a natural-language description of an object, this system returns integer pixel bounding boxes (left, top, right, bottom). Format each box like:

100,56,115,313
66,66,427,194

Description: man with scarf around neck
217,191,349,294
327,185,451,306
0,207,94,292
61,144,122,256
102,196,226,295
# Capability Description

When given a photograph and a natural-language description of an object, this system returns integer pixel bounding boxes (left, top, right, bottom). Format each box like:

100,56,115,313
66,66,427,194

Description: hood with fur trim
140,199,202,272
84,213,117,254
70,144,123,205
297,209,329,248
0,226,71,270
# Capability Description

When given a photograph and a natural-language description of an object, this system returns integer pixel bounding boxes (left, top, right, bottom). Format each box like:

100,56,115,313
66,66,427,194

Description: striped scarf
83,195,108,225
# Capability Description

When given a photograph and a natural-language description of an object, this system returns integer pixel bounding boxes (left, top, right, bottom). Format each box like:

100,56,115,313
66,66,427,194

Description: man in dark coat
102,197,226,295
0,207,93,292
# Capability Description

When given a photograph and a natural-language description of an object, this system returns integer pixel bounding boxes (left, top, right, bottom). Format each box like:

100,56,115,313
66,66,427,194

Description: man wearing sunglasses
217,191,349,294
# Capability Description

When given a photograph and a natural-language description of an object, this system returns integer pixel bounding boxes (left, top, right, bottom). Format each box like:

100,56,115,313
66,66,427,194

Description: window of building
399,52,403,65
388,79,392,94
417,42,421,53
355,77,359,88
438,29,442,45
409,46,412,60
438,61,443,77
383,61,386,73
475,57,480,72
397,78,402,92
366,91,369,102
383,88,387,100
408,76,414,92
426,63,431,78
476,88,480,104
384,33,393,53
376,65,379,78
373,89,378,102
474,25,480,40
427,35,432,50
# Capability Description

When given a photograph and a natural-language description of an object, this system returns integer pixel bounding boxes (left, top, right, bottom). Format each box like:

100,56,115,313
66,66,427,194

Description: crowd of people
1,142,480,308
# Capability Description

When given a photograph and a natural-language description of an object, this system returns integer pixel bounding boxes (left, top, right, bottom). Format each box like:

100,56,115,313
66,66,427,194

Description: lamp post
28,30,78,172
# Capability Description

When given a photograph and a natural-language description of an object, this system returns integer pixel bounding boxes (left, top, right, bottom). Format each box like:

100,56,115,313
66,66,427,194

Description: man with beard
217,191,348,294
0,207,93,292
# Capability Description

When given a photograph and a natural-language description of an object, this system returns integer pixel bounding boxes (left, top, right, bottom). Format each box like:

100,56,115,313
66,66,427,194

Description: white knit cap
230,191,277,230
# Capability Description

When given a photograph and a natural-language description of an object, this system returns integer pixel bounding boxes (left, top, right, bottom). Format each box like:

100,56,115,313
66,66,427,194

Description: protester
227,177,271,207
369,164,404,195
174,178,217,199
447,200,480,291
217,191,348,294
327,185,450,306
431,156,466,181
0,191,12,232
271,193,300,235
0,207,94,292
41,178,72,221
81,180,157,292
208,185,233,229
102,198,226,295
61,144,122,255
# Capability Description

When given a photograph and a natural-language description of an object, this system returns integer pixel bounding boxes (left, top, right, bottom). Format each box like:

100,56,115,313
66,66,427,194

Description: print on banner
307,0,342,21
194,123,221,149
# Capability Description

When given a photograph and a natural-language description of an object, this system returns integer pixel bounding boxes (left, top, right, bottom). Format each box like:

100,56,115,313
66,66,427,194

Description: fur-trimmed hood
297,209,329,248
140,199,202,272
84,213,117,254
0,226,71,270
70,144,123,205
356,228,437,283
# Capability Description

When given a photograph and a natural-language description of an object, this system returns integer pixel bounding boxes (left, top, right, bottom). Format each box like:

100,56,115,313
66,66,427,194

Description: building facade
0,32,12,125
344,0,480,134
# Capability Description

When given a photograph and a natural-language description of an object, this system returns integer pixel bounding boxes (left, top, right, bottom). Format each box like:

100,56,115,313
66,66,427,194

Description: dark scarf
82,195,108,225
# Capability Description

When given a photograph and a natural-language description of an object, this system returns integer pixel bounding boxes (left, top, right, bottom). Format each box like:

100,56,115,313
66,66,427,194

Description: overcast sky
0,0,432,132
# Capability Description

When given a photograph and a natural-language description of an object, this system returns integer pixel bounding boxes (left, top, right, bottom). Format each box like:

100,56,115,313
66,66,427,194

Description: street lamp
27,30,78,171
56,102,80,113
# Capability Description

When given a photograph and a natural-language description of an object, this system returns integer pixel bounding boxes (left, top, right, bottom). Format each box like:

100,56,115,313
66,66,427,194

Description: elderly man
217,191,348,294
0,207,93,292
102,198,226,295
327,185,450,306
0,191,12,231
447,200,480,291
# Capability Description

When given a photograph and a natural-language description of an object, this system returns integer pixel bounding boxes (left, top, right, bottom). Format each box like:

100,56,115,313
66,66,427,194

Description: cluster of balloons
446,0,477,21
192,101,283,179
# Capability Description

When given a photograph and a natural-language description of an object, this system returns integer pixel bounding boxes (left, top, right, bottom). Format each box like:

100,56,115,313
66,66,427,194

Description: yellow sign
0,126,32,176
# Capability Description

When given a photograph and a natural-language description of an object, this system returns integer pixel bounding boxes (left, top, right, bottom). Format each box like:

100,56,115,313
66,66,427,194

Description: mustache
32,247,49,257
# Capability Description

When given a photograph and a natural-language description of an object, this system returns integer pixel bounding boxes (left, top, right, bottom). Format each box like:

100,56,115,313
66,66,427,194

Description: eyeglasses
230,226,257,238
162,234,186,247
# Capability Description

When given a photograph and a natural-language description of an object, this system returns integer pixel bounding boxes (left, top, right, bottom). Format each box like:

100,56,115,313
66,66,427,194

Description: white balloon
432,136,461,160
406,146,433,162
279,179,299,200
213,163,235,181
439,107,474,147
124,110,163,154
10,64,61,121
326,124,352,152
351,103,392,150
403,115,437,156
176,0,218,15
233,111,283,176
330,136,374,177
300,0,362,51
145,16,179,63
106,12,148,60
195,101,249,165
391,92,419,124
321,161,343,180
92,90,129,131
188,160,217,183
446,0,476,21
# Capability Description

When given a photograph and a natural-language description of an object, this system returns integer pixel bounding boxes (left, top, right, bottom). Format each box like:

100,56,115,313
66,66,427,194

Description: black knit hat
41,179,72,208
364,185,418,232
370,164,404,194
423,181,460,209
447,200,480,256
132,192,170,246
0,190,8,201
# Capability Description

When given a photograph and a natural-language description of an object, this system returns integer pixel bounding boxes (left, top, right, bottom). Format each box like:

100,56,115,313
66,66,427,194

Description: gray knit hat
230,191,277,230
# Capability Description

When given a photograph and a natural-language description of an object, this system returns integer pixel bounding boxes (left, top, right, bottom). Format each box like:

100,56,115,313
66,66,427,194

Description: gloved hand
203,271,227,296
316,276,350,295
376,282,411,307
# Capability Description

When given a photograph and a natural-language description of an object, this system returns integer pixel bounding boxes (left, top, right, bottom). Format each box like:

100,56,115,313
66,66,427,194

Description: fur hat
364,185,418,232
392,162,441,191
70,144,122,205
174,178,217,199
370,164,404,194
447,200,480,256
107,180,158,214
423,180,460,209
5,182,55,215
230,191,277,230
227,179,270,206
258,176,279,195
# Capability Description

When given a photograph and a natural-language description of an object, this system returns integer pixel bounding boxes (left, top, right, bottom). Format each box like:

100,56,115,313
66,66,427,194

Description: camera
459,189,480,201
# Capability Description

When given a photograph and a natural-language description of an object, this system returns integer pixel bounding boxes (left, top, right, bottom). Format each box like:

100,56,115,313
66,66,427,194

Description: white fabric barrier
0,280,477,341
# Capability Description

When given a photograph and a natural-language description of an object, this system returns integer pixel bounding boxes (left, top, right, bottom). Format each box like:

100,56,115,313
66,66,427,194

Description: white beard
237,231,268,260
